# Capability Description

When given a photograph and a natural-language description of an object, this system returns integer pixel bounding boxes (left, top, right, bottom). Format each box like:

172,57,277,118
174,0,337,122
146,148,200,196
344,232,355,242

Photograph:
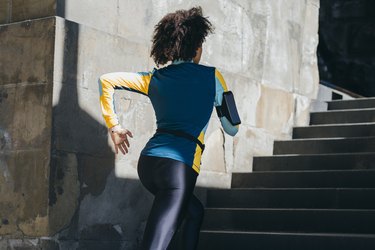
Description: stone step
206,188,375,209
198,231,375,250
202,208,375,234
293,123,375,139
310,109,375,125
273,136,375,155
231,170,375,188
328,98,375,110
253,153,375,171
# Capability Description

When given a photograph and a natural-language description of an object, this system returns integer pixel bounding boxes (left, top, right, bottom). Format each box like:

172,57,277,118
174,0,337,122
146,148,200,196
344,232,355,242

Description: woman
99,6,239,250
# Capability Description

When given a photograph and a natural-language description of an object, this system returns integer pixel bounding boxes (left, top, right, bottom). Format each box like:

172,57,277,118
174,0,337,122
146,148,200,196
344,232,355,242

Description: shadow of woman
49,20,154,250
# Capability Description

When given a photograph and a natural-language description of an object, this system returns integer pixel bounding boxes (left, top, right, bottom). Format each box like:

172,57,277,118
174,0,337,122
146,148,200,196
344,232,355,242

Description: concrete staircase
198,98,375,250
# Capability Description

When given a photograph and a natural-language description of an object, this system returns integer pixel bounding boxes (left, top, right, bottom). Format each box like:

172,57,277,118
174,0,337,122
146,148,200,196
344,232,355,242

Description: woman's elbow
221,117,239,136
224,125,239,136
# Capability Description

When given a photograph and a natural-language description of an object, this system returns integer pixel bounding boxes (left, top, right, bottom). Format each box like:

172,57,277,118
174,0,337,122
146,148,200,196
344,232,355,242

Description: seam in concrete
0,16,55,27
1,82,49,88
115,0,120,35
15,223,26,237
7,0,12,23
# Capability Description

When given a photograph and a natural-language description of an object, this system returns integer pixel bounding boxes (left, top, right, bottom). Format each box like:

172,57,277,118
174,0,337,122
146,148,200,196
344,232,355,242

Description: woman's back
143,62,215,173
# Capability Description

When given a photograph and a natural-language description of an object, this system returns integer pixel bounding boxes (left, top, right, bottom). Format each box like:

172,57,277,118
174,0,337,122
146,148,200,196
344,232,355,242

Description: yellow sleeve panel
99,71,152,129
192,131,205,174
215,69,228,92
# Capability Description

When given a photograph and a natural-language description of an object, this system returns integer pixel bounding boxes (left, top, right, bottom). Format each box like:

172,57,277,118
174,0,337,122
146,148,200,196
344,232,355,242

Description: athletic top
99,61,239,174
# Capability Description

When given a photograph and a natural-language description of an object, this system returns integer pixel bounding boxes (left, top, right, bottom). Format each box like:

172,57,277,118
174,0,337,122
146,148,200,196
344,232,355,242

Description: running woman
99,6,240,250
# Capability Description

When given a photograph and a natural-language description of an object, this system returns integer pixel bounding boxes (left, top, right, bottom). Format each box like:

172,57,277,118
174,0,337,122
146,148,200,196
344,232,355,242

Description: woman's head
150,6,213,66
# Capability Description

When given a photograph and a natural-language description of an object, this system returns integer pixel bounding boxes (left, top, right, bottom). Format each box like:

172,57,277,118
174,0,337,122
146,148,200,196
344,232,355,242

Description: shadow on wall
49,19,154,250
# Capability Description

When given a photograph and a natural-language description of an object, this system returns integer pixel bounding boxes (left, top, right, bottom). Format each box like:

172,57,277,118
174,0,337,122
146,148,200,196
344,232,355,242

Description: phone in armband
216,91,241,126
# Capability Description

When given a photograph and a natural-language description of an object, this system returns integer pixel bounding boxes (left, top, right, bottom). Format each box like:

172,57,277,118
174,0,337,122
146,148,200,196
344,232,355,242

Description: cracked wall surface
0,0,320,249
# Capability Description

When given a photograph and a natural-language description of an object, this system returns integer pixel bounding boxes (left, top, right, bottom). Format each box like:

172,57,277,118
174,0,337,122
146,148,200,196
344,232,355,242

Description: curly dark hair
150,6,214,66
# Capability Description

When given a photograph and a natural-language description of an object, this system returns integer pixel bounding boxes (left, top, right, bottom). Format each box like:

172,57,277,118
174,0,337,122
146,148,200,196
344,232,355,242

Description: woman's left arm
98,71,153,129
98,71,153,154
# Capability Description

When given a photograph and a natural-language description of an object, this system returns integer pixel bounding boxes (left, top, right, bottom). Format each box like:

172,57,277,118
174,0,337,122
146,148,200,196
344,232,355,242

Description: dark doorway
318,0,375,97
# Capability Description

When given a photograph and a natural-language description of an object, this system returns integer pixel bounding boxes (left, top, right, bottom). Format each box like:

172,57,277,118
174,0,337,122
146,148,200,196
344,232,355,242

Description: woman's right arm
214,69,239,136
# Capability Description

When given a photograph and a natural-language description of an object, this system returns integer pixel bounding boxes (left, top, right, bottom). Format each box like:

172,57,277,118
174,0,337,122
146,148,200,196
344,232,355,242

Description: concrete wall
0,0,320,249
0,17,55,237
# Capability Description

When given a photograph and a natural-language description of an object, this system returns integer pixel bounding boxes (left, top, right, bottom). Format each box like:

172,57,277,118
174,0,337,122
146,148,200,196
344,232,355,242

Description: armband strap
216,91,241,126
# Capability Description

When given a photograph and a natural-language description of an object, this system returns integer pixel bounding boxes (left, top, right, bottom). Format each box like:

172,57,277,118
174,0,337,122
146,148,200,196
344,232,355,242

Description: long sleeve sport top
99,61,239,174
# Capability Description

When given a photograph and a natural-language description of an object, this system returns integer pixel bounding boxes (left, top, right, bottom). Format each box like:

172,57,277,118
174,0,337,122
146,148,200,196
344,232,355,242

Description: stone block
0,17,55,85
196,170,231,189
201,128,225,173
0,86,16,148
0,83,51,153
293,94,311,127
0,237,59,249
222,71,261,127
63,0,118,36
256,85,295,136
0,149,50,236
296,0,319,98
261,2,296,92
48,150,79,235
0,0,10,24
11,83,52,150
202,0,254,75
10,0,56,23
0,152,18,235
233,125,275,172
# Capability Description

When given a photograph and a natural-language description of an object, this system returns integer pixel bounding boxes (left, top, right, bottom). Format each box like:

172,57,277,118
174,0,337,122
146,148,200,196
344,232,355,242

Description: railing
320,80,364,98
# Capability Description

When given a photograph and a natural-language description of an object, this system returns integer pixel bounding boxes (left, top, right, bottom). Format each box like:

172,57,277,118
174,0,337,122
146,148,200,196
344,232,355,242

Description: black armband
216,91,241,126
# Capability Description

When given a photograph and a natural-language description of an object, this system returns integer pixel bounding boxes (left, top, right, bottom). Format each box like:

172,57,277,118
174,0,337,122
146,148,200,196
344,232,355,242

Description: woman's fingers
124,137,130,147
118,142,126,155
116,141,129,155
126,130,133,138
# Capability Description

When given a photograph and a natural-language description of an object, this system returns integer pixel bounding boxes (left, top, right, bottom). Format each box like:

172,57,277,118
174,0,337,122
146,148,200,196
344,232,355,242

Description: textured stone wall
0,17,55,237
0,0,320,249
0,0,56,24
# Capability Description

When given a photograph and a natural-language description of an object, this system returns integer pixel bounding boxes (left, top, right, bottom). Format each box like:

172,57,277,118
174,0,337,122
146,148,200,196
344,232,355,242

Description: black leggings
137,154,204,250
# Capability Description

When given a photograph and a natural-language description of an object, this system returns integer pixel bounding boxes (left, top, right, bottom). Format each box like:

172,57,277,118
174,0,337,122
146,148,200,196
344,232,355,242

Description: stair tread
311,108,375,114
234,169,375,173
225,187,375,190
328,97,375,103
200,230,375,238
254,151,375,158
295,122,375,128
205,208,375,212
275,135,375,142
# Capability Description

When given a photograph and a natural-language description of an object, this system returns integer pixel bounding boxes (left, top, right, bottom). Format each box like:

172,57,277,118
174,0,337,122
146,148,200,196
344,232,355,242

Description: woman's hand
109,126,133,155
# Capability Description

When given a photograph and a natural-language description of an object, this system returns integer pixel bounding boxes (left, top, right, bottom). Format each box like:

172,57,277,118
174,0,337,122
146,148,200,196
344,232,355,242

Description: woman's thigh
137,154,198,194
